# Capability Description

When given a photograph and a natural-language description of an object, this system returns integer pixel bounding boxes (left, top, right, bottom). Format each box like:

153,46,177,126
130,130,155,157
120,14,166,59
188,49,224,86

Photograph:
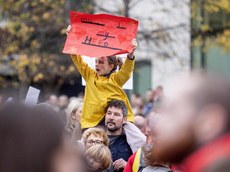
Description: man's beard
106,121,121,132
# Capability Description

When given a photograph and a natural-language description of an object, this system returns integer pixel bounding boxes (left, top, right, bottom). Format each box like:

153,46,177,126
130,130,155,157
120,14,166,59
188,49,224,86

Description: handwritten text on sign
63,11,138,57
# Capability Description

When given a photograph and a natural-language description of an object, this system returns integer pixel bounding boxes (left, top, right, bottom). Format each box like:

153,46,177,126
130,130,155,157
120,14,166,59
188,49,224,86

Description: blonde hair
85,145,112,171
65,98,83,133
71,122,82,141
82,127,109,146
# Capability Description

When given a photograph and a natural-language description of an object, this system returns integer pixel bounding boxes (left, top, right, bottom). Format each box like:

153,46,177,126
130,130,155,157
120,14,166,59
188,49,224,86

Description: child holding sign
66,25,146,152
66,25,137,130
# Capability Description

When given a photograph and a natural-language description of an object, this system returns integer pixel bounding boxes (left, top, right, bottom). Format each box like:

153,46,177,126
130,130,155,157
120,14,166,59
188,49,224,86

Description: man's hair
105,100,128,117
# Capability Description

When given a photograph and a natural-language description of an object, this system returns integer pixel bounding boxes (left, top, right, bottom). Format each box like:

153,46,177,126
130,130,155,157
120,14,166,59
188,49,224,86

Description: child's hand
65,25,72,35
127,38,137,60
131,38,137,50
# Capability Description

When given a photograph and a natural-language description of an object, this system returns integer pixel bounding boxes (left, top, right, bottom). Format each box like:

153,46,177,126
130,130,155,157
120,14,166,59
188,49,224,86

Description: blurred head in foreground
144,73,230,169
0,103,85,172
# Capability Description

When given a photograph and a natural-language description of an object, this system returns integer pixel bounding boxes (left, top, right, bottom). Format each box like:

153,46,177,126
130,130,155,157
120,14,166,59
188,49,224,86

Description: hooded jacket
71,55,134,129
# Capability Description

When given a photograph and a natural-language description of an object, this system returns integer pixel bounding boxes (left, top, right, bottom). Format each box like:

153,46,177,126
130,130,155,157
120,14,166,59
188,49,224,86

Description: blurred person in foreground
145,73,230,172
0,103,85,172
125,112,171,172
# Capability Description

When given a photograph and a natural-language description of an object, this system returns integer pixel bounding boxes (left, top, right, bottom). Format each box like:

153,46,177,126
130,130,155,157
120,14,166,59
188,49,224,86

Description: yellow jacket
71,55,135,129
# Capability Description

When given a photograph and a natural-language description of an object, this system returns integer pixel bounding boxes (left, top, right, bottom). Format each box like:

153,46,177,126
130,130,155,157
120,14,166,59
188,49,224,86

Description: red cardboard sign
63,11,138,57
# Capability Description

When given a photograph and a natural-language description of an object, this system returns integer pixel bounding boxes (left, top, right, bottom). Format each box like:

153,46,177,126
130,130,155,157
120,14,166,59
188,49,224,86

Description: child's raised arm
70,55,96,82
113,39,137,86
66,25,96,81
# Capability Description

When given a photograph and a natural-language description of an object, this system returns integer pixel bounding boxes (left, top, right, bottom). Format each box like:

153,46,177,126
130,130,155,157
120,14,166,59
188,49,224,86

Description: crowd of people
1,26,230,172
2,73,230,172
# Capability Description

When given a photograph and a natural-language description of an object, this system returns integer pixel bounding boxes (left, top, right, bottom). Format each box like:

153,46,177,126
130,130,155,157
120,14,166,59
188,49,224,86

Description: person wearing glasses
82,128,113,172
82,127,109,150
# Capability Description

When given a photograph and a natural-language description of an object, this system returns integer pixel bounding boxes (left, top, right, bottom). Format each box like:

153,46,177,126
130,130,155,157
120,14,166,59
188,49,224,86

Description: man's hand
113,158,127,171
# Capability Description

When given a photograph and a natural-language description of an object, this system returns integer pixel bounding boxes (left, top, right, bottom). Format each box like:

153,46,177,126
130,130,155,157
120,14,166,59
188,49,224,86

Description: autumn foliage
0,0,79,92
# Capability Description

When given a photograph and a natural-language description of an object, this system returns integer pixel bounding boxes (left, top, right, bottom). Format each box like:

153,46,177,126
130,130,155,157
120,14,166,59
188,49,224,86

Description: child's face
95,57,114,76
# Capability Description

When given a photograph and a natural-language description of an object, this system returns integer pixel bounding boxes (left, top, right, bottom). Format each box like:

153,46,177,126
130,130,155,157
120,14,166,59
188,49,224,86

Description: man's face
105,106,126,132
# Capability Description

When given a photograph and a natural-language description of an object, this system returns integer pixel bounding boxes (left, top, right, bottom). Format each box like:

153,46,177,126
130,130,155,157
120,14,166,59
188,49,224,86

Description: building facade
94,0,191,96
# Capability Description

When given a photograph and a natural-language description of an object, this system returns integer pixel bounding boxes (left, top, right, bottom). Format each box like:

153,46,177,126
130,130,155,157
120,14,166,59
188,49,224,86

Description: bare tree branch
93,2,120,14
93,0,190,62
122,0,130,17
138,23,188,41
150,23,188,34
129,0,142,9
